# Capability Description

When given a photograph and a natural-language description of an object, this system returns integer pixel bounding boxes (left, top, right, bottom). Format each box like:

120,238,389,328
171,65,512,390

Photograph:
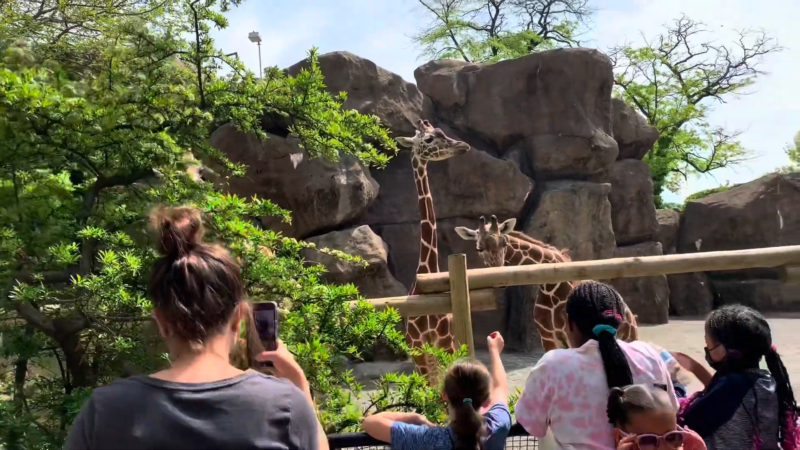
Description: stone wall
210,49,673,352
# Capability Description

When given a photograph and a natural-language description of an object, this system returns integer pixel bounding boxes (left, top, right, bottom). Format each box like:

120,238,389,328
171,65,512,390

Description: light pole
248,31,262,78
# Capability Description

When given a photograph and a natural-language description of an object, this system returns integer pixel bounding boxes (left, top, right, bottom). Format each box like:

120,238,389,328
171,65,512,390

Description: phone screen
253,302,279,355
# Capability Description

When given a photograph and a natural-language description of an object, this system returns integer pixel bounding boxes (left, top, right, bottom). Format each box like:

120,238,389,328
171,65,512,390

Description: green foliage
610,15,781,206
778,131,800,173
0,0,411,447
412,0,592,63
683,184,733,206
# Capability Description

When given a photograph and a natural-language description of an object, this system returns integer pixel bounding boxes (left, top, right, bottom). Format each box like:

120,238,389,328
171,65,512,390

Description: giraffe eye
423,136,435,144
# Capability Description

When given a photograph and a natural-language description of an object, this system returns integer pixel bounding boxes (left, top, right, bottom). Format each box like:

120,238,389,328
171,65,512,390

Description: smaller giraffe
455,215,639,351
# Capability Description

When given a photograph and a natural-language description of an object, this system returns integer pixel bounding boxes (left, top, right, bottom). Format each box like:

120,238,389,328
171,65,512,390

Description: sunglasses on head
620,430,686,449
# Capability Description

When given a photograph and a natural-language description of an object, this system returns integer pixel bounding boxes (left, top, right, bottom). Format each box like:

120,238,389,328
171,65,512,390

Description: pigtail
596,323,634,389
607,387,626,425
451,401,487,450
444,361,491,450
764,346,800,450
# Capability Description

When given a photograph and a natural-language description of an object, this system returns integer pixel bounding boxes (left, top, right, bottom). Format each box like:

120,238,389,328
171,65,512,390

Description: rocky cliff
209,50,672,351
658,172,800,316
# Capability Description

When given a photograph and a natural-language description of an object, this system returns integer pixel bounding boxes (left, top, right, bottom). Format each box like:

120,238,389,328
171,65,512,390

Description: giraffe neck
504,233,566,266
412,154,439,277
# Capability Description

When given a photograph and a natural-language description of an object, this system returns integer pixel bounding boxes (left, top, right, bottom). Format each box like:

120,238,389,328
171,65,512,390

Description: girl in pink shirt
515,281,677,449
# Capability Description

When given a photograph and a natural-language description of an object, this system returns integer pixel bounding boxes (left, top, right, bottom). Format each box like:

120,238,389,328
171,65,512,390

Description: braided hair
565,281,634,391
702,305,799,449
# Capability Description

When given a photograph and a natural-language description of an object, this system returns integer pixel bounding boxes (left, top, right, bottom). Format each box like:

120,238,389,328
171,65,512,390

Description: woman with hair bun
66,206,328,450
515,281,677,449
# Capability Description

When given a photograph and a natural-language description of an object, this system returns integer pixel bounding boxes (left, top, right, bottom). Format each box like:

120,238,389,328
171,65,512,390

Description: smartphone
253,302,279,368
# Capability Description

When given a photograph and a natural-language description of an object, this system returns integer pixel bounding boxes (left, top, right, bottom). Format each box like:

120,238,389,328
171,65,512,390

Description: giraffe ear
454,227,479,241
395,136,415,148
498,218,516,234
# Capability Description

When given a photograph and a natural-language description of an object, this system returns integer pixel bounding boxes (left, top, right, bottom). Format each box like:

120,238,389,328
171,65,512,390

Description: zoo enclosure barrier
327,423,537,449
336,246,800,445
348,246,800,358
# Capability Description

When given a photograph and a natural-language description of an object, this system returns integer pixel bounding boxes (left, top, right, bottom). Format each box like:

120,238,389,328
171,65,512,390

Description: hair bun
149,206,205,257
606,387,626,424
609,387,626,401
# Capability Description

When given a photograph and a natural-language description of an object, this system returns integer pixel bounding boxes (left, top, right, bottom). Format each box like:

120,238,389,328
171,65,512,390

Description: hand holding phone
253,302,279,368
256,340,309,393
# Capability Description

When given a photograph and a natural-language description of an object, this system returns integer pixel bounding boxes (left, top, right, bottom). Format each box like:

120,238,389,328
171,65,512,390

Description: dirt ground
473,316,800,395
356,316,800,399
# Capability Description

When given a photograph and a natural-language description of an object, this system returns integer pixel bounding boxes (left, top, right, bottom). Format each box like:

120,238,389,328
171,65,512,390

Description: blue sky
212,0,799,203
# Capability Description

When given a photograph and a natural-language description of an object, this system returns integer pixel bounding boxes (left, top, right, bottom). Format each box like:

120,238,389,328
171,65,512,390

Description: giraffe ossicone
396,119,471,381
455,215,639,351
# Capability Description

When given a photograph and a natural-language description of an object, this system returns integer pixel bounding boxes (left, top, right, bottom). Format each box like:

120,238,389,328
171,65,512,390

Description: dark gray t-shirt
65,370,319,450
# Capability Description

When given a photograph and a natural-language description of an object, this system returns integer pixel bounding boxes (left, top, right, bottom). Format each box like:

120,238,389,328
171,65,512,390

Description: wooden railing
350,245,800,356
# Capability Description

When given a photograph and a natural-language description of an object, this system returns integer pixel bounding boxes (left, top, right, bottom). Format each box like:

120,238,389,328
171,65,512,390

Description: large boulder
301,225,407,299
712,280,800,312
608,242,670,324
360,147,531,226
678,173,800,253
209,125,379,238
596,159,659,246
678,173,800,312
524,181,616,262
611,98,659,160
656,209,681,255
415,49,619,178
286,51,425,137
667,272,714,317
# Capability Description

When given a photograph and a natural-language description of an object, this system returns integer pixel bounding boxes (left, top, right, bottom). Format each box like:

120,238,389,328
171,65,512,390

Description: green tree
609,15,782,206
412,0,593,63
0,0,467,447
781,131,800,172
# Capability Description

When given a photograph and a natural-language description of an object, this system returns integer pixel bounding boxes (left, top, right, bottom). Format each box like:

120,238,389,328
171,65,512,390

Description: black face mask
704,345,727,372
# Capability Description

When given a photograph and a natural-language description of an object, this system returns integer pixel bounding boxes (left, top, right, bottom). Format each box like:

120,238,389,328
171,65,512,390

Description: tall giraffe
455,215,639,351
395,119,470,379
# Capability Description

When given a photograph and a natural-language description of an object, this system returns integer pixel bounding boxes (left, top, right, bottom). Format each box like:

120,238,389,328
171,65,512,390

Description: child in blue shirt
362,332,512,450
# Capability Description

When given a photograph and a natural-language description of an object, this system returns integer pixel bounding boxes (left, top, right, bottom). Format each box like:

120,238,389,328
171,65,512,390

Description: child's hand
407,413,434,427
616,434,638,450
682,426,707,450
487,332,504,355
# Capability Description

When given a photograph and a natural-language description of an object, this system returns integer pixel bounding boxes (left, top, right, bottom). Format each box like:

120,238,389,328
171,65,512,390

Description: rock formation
210,49,676,351
667,172,800,313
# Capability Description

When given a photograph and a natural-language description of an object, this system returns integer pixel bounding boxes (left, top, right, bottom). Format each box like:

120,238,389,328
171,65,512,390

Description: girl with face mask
673,305,800,450
607,384,706,450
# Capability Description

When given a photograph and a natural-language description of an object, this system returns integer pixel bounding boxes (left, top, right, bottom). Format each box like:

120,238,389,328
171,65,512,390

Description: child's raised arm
486,332,508,405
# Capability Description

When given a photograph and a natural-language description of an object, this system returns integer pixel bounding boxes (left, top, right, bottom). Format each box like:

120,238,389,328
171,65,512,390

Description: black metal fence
328,423,537,449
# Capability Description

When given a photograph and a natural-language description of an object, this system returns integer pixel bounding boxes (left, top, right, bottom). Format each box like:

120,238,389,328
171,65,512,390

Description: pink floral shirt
515,340,678,449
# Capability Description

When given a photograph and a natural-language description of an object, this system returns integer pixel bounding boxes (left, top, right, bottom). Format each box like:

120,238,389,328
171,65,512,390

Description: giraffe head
395,119,470,161
454,215,517,267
